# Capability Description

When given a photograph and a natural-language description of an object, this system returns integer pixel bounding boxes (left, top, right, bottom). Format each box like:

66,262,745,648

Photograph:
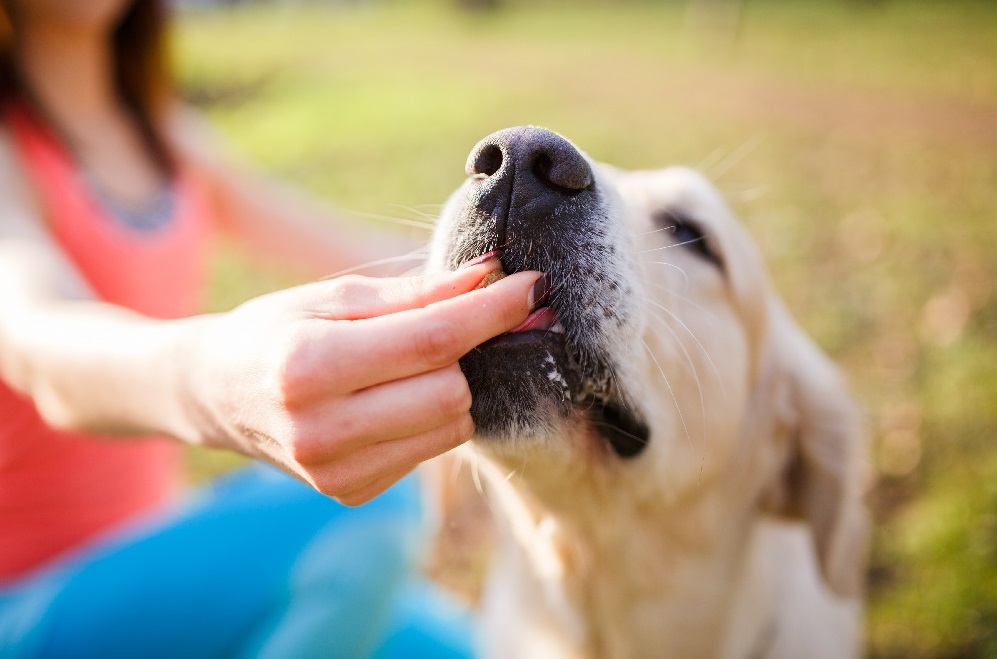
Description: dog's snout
461,127,594,256
466,126,593,195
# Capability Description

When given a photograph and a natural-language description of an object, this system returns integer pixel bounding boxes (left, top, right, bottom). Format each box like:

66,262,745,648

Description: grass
172,2,997,656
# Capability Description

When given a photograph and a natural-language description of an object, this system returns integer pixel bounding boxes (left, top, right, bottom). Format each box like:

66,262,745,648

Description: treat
476,269,507,289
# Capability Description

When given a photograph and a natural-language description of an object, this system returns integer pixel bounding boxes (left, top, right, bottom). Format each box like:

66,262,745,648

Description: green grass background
173,2,997,656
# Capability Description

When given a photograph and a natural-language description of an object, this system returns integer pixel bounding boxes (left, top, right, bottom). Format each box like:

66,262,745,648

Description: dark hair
0,0,174,171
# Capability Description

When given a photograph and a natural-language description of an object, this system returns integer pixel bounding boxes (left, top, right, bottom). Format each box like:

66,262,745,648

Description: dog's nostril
470,143,503,178
532,154,555,188
466,128,594,195
531,150,592,194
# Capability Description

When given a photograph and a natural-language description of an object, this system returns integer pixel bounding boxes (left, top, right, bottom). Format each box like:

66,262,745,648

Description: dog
426,127,869,659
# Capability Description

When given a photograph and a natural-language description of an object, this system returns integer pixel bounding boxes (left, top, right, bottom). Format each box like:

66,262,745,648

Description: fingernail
528,273,552,310
459,250,502,269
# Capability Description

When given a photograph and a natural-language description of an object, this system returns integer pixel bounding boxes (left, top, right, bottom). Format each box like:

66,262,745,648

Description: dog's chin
459,330,578,439
459,331,650,459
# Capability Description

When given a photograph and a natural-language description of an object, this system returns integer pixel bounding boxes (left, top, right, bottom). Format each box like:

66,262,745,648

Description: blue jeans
0,465,474,659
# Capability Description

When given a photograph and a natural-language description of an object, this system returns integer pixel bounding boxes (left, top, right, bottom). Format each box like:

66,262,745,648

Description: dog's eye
654,212,723,268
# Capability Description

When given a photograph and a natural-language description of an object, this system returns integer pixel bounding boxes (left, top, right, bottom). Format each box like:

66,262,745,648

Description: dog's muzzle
442,126,650,458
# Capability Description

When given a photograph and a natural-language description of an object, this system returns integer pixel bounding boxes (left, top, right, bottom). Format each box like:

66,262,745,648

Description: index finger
292,256,504,321
328,270,545,391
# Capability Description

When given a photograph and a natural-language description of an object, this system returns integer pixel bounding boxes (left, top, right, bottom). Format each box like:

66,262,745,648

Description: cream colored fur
429,165,868,659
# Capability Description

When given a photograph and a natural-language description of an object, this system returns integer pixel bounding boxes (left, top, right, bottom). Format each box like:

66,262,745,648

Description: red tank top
0,102,214,582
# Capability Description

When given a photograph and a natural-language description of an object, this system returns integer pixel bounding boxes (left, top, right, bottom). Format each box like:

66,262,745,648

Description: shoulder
0,123,94,300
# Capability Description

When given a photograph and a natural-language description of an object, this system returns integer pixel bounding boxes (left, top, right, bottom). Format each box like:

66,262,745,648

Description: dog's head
428,126,867,598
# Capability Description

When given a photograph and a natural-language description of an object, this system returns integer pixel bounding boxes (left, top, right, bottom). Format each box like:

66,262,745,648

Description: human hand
176,256,543,505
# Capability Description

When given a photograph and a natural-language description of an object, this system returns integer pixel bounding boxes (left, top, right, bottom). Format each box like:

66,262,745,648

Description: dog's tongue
510,307,558,333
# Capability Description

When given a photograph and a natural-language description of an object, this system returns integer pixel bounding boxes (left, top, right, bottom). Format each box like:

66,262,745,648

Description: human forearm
1,246,543,504
211,166,421,280
0,239,206,440
170,108,420,280
0,295,209,441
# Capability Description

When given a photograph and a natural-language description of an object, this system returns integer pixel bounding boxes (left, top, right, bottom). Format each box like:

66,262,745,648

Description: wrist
157,313,226,448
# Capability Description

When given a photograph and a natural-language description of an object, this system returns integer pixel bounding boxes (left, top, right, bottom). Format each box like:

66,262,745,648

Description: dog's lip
481,327,563,349
484,307,564,349
509,307,561,334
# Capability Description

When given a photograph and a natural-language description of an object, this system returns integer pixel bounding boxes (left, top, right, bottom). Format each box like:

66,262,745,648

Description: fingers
293,257,503,321
305,415,474,504
294,364,472,456
333,466,415,507
236,258,541,504
325,270,543,391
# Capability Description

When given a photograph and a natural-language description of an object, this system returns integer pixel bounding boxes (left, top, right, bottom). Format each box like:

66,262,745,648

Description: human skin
0,0,542,505
0,232,540,505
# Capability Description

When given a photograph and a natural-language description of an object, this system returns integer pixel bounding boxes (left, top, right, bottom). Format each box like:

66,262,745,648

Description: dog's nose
466,126,593,196
462,127,594,250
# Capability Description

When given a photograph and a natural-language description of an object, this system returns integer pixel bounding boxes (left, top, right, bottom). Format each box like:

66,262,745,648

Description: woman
0,1,545,656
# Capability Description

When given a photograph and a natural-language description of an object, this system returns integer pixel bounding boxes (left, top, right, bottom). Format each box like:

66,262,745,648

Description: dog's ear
760,309,870,599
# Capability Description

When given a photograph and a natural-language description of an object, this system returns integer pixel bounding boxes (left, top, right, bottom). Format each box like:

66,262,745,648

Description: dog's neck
477,459,767,659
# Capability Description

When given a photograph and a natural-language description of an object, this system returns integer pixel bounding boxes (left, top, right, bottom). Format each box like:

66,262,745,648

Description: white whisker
725,186,768,203
643,260,691,293
640,225,677,237
471,457,485,497
400,264,427,277
319,248,430,280
636,237,707,255
505,451,529,483
695,146,728,174
448,448,468,490
645,307,707,443
645,299,728,400
641,279,725,327
343,208,436,231
705,134,763,182
641,337,693,450
388,203,443,221
605,369,638,419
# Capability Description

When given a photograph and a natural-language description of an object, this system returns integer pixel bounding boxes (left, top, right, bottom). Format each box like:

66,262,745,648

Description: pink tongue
510,307,558,333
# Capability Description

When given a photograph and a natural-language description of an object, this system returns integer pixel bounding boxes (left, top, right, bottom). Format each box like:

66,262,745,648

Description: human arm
0,136,538,505
0,234,537,505
168,108,419,280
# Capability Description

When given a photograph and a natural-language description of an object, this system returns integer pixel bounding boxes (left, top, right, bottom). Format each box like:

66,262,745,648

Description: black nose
466,126,593,196
461,128,594,252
